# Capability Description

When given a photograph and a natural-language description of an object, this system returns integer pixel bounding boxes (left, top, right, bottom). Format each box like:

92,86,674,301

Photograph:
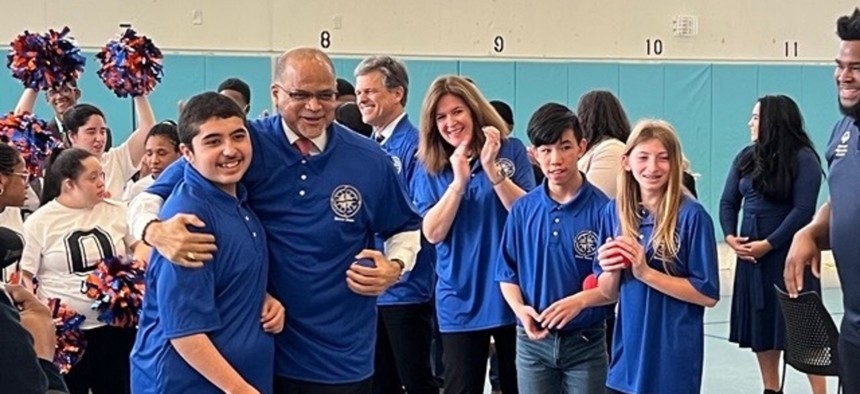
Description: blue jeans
516,323,607,394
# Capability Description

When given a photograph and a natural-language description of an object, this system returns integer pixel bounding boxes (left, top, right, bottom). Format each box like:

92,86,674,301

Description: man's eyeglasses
274,84,337,103
46,85,76,98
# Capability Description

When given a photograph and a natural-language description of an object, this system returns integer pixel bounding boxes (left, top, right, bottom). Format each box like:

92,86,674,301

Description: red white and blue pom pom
0,112,61,178
84,256,146,328
6,27,86,91
96,29,163,98
47,298,87,375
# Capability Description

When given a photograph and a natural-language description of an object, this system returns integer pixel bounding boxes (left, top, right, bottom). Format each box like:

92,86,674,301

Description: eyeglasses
4,172,29,181
273,83,337,103
46,85,76,98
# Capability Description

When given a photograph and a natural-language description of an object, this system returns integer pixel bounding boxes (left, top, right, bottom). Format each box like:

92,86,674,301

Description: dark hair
178,92,247,150
146,121,180,151
336,78,355,98
217,78,251,106
837,8,860,40
105,127,113,151
335,103,373,137
738,95,820,201
0,144,22,174
526,103,582,147
490,100,515,129
41,148,95,205
62,104,105,136
576,90,631,150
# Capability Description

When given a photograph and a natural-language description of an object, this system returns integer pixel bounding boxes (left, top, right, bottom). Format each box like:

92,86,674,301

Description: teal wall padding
0,54,839,234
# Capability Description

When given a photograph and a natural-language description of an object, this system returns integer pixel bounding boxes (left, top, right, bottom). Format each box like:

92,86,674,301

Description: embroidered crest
330,185,362,222
574,230,598,259
390,155,403,174
835,130,851,158
495,158,516,178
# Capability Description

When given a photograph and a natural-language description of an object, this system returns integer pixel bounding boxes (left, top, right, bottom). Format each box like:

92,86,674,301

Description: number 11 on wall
785,41,798,57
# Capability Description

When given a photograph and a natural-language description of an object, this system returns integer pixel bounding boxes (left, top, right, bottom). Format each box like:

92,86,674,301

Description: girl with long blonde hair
595,119,720,394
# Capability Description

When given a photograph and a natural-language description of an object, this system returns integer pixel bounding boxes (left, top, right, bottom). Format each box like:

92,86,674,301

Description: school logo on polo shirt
495,158,516,178
331,185,362,222
574,230,598,259
390,155,403,174
835,130,851,158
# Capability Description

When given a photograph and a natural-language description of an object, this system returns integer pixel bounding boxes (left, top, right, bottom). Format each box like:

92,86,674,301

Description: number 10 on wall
646,38,663,56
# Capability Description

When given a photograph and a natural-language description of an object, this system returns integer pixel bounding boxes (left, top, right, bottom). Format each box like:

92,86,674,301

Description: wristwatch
391,259,406,279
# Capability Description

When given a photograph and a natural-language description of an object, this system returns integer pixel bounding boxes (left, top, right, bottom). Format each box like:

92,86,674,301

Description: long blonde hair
417,76,509,174
617,119,685,269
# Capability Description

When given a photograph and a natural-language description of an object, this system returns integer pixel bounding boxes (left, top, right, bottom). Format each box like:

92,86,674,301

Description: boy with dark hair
496,103,614,393
131,92,284,394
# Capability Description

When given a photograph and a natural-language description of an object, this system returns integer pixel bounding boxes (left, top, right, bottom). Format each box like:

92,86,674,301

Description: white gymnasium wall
2,0,857,61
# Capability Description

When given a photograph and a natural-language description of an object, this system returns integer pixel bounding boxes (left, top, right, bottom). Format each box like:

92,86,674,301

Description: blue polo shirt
148,116,422,384
594,197,720,394
376,115,435,306
825,116,860,346
131,165,272,394
412,137,536,332
496,179,611,331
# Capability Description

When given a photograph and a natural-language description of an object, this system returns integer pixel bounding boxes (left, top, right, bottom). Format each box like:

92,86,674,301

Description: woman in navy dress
719,95,825,394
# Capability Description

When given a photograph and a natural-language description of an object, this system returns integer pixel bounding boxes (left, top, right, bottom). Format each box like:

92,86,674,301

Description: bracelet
490,176,505,186
448,184,465,195
141,219,160,247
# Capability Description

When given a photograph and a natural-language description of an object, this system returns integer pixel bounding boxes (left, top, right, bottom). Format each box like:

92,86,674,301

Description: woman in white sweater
575,90,631,198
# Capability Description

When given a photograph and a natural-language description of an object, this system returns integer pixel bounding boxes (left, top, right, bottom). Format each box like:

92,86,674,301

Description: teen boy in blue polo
131,92,284,394
129,48,421,394
497,103,614,393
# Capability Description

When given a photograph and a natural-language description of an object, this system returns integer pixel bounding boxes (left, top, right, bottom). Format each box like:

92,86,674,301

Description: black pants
64,325,135,394
605,314,616,361
373,303,437,394
441,325,518,394
275,376,372,394
840,336,860,394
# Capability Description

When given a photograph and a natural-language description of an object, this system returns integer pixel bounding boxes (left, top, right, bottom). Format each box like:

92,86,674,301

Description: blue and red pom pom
7,27,86,91
96,28,163,98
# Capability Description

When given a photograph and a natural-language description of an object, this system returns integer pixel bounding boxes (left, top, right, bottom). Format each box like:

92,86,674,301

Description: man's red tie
294,137,314,156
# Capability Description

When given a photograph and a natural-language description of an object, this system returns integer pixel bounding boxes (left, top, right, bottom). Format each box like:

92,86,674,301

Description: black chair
774,285,841,393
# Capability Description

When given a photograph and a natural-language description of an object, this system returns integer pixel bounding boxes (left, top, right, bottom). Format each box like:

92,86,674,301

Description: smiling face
624,137,671,196
434,93,475,148
356,70,404,129
271,58,337,139
836,40,860,117
45,83,80,118
182,116,252,195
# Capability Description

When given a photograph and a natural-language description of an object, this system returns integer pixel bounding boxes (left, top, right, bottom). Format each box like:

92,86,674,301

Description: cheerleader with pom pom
20,148,139,394
12,28,158,200
8,27,86,142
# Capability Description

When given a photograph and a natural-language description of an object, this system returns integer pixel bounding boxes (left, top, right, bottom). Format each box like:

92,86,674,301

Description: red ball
582,274,599,290
609,248,632,268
